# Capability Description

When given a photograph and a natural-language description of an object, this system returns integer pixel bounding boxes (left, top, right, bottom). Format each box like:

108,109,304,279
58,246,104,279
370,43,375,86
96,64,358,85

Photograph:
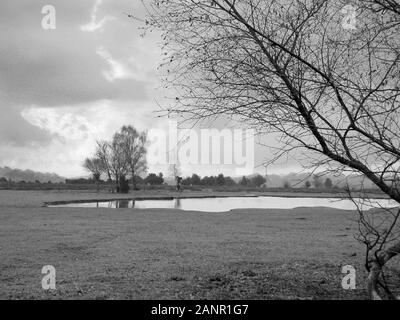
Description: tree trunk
367,261,384,300
115,176,120,193
106,170,112,182
131,170,136,190
367,241,400,300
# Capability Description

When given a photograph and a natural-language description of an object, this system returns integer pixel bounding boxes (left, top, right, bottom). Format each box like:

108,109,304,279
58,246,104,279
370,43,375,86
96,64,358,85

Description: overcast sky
0,0,301,178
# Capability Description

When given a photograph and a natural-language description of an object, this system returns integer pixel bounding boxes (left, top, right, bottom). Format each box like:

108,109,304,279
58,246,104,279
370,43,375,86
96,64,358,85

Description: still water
50,196,396,212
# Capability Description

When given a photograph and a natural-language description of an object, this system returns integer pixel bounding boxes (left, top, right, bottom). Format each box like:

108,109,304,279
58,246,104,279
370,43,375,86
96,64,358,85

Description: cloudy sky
0,0,300,178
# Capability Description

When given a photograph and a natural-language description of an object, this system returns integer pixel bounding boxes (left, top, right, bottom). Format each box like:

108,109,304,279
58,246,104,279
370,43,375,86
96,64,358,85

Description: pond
48,196,396,212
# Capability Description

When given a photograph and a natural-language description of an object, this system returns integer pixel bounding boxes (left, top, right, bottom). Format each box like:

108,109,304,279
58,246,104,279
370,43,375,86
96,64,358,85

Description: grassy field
0,189,369,299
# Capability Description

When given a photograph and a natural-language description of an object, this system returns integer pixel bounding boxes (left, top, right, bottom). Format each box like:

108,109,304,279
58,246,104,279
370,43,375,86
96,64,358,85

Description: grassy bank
0,190,369,299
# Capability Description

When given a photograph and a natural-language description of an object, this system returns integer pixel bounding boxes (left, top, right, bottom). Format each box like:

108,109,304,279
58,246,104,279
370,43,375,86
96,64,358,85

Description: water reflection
52,196,397,212
174,198,181,209
116,199,130,209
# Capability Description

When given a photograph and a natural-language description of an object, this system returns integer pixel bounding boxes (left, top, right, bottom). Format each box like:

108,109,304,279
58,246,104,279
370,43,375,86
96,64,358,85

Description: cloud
5,100,163,177
0,0,157,107
96,46,135,82
0,0,162,175
0,1,295,177
21,107,92,141
81,0,115,32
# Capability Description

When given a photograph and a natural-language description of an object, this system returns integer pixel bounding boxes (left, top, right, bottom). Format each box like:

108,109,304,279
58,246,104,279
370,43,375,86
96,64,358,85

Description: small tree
182,177,192,186
83,157,104,191
95,139,127,192
191,174,201,185
251,174,267,187
94,125,147,193
145,173,164,185
95,141,113,182
239,176,249,187
216,173,225,186
283,181,291,189
324,178,333,189
224,176,236,186
202,176,217,186
305,181,311,189
118,125,147,190
313,175,323,189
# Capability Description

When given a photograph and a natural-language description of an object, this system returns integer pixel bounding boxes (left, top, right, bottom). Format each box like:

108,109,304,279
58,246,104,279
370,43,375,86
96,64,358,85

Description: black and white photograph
1,0,400,308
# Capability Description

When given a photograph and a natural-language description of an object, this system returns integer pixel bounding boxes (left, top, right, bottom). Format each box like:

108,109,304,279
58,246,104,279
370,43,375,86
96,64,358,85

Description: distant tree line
66,172,165,186
181,173,267,187
285,176,335,189
0,177,56,184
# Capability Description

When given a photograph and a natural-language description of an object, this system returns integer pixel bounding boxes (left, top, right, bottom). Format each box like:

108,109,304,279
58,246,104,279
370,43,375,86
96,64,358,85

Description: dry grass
0,190,368,299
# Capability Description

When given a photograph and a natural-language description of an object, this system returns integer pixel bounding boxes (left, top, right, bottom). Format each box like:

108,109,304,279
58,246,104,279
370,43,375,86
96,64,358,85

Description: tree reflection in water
117,200,130,209
174,198,181,209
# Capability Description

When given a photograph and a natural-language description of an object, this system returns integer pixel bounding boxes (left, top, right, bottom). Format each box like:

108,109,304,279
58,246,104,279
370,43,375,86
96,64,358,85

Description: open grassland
0,190,370,299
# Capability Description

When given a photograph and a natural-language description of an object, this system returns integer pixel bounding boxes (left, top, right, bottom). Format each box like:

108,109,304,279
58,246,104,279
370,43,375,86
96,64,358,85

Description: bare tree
95,141,113,182
83,157,105,191
118,125,148,190
95,138,127,192
95,126,147,192
108,131,130,192
146,0,400,298
168,164,183,190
